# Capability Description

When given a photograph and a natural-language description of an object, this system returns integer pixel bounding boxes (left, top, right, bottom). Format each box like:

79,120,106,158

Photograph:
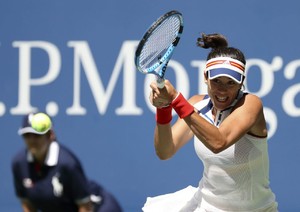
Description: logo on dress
51,174,63,197
23,178,33,188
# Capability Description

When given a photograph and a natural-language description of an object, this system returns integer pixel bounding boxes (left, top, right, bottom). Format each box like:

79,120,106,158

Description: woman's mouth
216,95,228,102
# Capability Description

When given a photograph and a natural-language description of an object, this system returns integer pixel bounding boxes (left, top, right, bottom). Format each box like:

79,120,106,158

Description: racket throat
158,61,169,78
156,76,164,84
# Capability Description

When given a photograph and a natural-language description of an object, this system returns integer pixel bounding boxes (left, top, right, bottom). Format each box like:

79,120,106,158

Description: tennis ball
31,113,52,133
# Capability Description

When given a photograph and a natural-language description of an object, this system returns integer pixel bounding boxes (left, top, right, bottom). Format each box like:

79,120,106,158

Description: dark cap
18,112,52,135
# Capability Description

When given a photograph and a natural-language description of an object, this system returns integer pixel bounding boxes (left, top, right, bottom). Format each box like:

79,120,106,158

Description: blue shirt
12,141,93,212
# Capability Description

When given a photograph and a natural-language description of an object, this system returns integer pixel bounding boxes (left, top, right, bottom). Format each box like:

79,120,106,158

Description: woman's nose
217,83,229,90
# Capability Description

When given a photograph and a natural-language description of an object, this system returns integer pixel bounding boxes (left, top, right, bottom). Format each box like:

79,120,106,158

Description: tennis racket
135,10,184,88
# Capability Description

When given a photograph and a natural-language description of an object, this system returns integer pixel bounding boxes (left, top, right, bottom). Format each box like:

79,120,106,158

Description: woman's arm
154,118,194,160
151,80,266,155
184,94,266,153
151,80,201,160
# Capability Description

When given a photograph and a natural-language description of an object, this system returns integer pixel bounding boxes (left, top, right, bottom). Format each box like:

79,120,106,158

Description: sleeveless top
192,91,277,211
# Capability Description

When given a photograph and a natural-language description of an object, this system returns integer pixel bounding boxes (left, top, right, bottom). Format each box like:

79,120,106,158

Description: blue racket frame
135,10,184,88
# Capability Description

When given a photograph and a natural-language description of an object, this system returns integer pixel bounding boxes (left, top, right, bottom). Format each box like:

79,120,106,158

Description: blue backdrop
1,0,299,211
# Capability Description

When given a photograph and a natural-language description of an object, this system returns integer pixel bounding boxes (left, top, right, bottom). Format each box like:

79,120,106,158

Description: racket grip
156,77,165,88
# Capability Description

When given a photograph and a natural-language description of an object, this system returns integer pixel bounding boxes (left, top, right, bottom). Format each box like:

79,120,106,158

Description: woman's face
23,133,50,161
206,76,242,111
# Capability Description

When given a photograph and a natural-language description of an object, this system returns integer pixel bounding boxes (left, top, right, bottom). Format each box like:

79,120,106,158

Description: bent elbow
155,150,173,160
209,142,227,154
157,155,170,160
210,147,223,154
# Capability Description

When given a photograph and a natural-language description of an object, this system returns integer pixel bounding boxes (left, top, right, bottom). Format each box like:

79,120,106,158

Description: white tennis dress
143,91,278,212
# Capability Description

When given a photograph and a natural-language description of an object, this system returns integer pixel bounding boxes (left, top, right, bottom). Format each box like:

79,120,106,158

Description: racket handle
156,77,165,88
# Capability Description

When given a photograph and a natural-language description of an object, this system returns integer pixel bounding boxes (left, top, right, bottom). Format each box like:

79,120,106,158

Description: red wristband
156,105,172,124
171,93,194,118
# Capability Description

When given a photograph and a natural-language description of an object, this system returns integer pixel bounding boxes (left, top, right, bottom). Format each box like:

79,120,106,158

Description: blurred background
0,0,299,211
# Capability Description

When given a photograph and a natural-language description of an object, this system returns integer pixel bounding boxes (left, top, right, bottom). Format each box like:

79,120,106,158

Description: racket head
135,10,184,78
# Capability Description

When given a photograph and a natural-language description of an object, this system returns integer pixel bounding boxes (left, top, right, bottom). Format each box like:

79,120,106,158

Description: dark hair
196,33,246,65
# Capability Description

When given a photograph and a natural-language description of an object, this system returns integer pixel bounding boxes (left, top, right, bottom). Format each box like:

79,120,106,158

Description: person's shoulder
57,143,83,168
58,144,78,161
188,94,207,105
244,93,261,99
11,148,27,170
235,93,264,112
243,93,263,106
12,148,27,164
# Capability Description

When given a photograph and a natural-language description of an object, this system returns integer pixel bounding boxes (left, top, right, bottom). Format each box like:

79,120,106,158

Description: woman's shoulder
188,94,207,105
245,93,262,101
238,93,263,108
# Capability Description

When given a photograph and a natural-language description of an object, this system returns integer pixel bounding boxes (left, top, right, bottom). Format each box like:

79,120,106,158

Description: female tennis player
12,112,122,212
143,33,278,211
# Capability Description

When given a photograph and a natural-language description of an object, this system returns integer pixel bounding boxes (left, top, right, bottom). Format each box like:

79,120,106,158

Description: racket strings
139,15,181,69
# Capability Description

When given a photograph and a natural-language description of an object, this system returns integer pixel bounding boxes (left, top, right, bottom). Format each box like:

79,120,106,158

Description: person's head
197,33,246,110
18,112,55,162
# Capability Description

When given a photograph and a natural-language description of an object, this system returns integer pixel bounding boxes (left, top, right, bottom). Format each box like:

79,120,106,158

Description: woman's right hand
149,79,178,108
